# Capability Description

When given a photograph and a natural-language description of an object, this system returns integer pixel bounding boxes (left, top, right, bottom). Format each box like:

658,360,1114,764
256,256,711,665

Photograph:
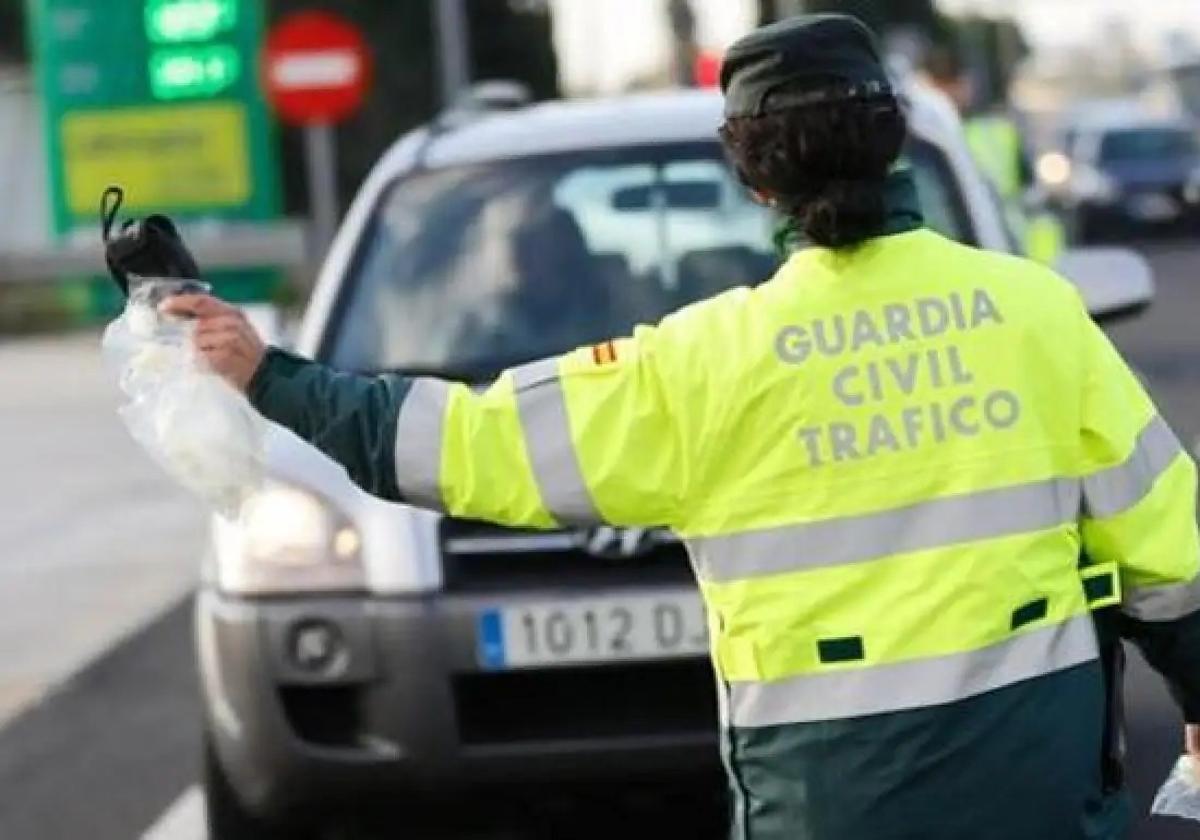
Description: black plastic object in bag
100,186,204,298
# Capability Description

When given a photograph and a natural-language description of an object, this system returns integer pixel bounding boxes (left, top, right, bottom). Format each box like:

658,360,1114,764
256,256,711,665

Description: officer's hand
1186,724,1200,764
159,294,266,393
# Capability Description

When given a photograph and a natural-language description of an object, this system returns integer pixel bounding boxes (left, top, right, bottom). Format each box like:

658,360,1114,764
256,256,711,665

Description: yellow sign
61,102,250,214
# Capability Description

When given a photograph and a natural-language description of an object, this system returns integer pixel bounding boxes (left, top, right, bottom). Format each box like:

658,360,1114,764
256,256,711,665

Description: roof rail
457,79,533,111
434,80,534,131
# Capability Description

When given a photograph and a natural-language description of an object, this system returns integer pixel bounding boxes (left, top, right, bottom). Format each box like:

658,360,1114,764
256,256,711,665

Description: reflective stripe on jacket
391,230,1198,656
249,228,1200,839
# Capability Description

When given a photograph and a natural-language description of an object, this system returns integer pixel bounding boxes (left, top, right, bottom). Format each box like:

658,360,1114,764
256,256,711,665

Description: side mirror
1055,247,1155,323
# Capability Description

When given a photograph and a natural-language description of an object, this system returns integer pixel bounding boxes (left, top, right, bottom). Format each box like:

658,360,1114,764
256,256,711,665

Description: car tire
204,738,311,840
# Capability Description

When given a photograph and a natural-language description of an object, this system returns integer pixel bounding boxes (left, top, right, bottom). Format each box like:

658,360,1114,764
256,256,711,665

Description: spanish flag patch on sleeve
591,340,619,366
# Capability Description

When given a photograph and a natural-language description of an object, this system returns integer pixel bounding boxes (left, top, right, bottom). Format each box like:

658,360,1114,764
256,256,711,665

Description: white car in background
197,81,1155,838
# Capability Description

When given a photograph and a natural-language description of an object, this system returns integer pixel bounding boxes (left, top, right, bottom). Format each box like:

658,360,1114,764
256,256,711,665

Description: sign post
434,0,471,106
303,123,338,266
263,11,371,257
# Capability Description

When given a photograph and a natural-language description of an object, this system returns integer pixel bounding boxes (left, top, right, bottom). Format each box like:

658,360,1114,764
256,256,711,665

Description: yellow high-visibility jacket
250,227,1200,840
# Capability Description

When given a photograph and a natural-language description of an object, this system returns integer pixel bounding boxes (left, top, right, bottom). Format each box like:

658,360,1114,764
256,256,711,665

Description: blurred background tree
756,0,1028,110
0,0,26,62
268,0,559,213
3,0,1031,209
954,14,1030,108
801,0,949,39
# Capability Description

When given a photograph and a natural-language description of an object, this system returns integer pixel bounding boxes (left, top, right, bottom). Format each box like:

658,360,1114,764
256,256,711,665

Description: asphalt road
2,239,1200,839
0,333,204,727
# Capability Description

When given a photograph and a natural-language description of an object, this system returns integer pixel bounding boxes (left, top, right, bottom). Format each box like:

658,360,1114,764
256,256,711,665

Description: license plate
477,592,708,669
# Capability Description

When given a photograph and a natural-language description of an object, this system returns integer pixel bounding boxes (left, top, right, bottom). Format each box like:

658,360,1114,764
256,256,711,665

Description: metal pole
304,122,339,261
435,0,472,107
667,0,698,87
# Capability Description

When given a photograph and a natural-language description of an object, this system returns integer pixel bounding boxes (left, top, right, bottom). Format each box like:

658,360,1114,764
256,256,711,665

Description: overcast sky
937,0,1200,50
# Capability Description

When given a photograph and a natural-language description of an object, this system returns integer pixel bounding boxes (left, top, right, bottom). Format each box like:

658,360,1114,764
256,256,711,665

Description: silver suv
197,84,1153,838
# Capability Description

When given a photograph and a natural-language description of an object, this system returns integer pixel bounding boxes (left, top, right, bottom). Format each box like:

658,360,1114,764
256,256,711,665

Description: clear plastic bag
1152,755,1200,822
102,276,266,519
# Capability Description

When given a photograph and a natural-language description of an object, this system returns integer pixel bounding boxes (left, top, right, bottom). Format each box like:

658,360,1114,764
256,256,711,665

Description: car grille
453,659,718,745
439,518,694,592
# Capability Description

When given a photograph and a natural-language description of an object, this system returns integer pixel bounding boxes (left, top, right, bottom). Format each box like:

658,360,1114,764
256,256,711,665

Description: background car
1058,115,1200,240
197,81,1155,838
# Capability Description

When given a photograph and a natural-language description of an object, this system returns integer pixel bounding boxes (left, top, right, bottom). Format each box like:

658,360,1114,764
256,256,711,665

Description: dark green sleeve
1118,609,1200,723
247,348,412,502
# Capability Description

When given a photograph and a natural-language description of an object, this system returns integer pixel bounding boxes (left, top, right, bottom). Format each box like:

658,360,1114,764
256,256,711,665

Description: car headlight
1073,164,1118,203
218,483,365,594
1036,151,1072,189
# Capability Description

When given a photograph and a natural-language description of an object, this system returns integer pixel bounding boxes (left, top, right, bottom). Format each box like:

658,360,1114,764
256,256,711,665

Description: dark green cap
720,14,892,119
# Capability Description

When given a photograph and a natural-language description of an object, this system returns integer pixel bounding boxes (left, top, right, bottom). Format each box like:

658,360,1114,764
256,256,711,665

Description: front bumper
1076,185,1199,229
197,588,721,822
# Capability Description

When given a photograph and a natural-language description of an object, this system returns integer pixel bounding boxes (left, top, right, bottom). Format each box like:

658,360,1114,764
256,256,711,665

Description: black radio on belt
100,186,203,298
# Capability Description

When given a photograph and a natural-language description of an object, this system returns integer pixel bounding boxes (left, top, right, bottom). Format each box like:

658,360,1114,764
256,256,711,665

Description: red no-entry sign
263,11,372,126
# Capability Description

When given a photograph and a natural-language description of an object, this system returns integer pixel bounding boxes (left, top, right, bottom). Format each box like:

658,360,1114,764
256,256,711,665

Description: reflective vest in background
965,113,1068,265
392,228,1200,837
1027,209,1067,266
965,113,1024,200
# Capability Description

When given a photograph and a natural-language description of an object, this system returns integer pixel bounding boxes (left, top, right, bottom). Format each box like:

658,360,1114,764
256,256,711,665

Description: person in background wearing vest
164,15,1200,840
924,46,1068,267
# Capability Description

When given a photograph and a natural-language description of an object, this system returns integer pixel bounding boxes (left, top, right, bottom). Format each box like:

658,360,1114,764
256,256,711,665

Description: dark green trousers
723,662,1131,840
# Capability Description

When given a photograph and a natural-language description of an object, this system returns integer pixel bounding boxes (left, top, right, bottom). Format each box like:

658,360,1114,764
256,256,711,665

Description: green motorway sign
26,0,281,237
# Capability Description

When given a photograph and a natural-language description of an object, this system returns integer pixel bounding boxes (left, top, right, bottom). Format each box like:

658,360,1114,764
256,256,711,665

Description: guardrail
0,221,311,283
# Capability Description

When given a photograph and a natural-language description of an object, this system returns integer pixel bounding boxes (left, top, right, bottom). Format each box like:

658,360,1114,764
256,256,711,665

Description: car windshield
325,139,971,377
1099,127,1199,163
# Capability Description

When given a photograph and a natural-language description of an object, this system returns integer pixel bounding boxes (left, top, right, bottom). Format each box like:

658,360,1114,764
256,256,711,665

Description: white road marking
0,335,205,726
142,786,206,840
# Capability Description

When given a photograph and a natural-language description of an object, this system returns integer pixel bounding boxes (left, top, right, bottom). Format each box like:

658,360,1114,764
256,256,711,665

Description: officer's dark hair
719,94,907,248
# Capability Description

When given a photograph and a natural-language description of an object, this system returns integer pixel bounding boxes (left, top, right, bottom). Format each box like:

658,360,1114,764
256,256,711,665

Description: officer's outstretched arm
248,323,690,531
1076,316,1200,720
249,348,415,502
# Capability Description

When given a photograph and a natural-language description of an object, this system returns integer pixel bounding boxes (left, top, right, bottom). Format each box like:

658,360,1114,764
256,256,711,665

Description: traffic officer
924,47,1066,265
165,14,1200,840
